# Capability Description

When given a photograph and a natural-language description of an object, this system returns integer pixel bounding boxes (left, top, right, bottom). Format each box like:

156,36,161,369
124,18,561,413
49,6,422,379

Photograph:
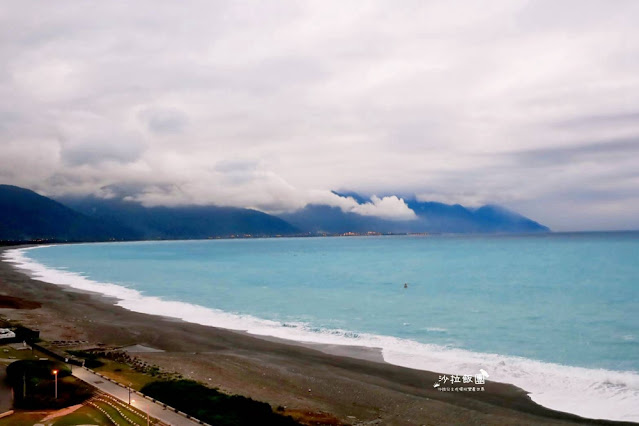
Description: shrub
141,380,299,426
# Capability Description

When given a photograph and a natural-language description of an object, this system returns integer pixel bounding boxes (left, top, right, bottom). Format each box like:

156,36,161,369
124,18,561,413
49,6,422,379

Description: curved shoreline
0,245,636,425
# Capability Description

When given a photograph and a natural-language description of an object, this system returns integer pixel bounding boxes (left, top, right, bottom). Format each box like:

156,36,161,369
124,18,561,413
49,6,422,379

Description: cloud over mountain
1,1,639,230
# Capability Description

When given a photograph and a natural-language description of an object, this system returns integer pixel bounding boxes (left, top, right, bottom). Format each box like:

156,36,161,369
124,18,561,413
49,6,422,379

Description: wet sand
0,246,633,425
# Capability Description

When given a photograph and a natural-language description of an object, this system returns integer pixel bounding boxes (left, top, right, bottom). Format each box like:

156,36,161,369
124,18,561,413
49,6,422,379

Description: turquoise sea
4,233,639,421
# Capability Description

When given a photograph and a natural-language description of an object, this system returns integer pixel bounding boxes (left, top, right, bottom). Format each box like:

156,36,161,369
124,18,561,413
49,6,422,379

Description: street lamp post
131,399,149,426
52,370,58,399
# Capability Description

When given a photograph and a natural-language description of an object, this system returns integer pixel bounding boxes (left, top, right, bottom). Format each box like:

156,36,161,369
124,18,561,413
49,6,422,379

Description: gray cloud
552,112,639,129
506,138,639,167
60,141,146,166
1,0,639,230
138,107,188,134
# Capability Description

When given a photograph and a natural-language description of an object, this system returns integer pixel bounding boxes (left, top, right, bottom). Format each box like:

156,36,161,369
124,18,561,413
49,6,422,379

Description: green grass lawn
51,405,112,425
95,398,151,426
96,398,152,425
0,345,48,362
92,358,157,391
96,400,127,423
119,401,151,425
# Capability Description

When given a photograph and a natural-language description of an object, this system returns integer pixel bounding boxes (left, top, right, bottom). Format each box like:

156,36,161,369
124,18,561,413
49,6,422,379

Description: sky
1,1,639,231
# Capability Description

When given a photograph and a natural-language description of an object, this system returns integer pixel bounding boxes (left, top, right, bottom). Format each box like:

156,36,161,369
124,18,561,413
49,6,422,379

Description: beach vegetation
63,348,181,390
141,379,300,426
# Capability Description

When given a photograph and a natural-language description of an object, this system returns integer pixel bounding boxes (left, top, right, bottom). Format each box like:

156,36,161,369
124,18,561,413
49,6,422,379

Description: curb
0,410,14,419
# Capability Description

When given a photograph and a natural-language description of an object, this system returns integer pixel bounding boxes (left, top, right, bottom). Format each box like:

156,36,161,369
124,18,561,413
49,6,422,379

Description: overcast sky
1,1,639,231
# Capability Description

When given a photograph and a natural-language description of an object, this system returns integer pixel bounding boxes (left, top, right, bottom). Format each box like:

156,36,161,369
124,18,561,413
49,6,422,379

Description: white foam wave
3,246,639,422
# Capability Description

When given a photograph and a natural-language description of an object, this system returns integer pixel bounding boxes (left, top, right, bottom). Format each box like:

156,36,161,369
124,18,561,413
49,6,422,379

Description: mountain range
281,193,548,235
0,184,549,242
57,194,298,240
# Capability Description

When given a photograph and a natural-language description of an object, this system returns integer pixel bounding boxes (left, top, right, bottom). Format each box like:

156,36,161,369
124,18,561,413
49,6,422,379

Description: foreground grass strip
0,411,49,426
95,397,150,426
52,404,113,426
89,400,121,425
100,393,152,424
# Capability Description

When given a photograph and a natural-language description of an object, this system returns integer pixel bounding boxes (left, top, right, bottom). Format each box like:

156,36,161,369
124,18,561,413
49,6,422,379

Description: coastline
0,246,634,425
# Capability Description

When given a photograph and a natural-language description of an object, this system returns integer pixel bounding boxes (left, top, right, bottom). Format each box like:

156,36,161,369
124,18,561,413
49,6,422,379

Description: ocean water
3,233,639,422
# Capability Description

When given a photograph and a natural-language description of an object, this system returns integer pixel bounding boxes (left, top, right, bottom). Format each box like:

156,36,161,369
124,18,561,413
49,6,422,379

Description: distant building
0,328,16,339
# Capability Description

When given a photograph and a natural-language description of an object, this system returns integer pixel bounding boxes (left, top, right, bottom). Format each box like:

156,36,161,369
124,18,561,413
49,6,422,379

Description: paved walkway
72,367,200,426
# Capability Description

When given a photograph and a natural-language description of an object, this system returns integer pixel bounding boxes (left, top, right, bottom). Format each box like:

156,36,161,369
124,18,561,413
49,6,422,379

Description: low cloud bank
124,182,417,221
321,193,417,221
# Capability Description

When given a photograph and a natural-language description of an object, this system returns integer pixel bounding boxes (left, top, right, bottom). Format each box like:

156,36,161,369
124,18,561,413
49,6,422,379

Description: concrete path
40,404,83,422
72,367,201,426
